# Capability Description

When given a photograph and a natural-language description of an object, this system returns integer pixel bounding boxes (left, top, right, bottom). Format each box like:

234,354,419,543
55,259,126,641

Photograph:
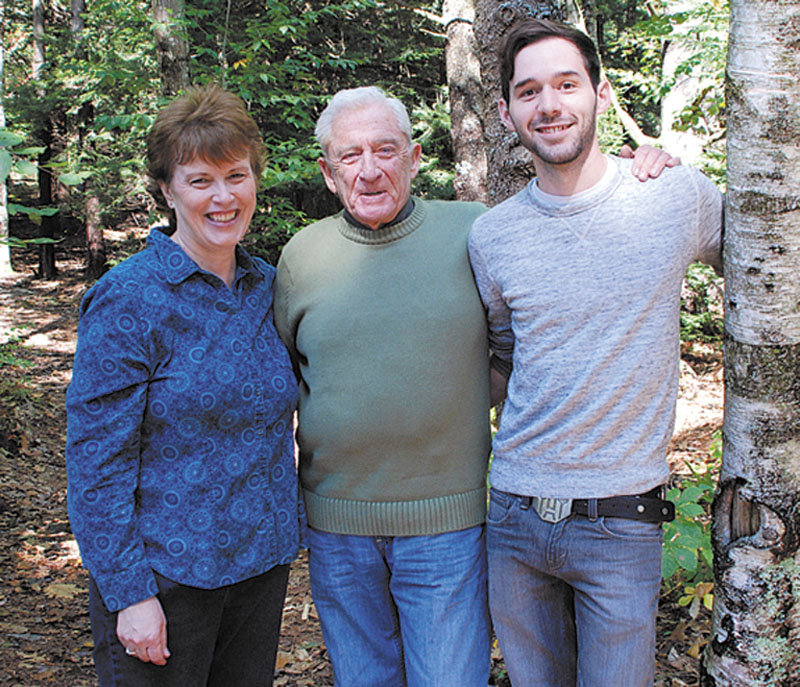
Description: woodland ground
0,230,722,686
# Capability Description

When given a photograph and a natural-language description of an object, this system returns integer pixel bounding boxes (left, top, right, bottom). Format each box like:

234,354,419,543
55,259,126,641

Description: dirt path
0,245,721,686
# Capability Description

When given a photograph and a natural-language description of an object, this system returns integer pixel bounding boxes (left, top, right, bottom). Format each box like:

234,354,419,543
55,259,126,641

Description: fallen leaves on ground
0,243,720,686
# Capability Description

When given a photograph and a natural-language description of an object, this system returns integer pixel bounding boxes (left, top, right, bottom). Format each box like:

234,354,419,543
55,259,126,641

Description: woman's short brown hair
145,84,265,219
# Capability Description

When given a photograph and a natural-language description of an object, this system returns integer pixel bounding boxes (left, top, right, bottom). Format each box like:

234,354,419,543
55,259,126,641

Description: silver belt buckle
531,496,573,523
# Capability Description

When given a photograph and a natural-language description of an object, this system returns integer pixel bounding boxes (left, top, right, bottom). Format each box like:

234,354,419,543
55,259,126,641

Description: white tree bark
704,0,800,684
444,0,488,203
152,0,189,96
33,0,45,84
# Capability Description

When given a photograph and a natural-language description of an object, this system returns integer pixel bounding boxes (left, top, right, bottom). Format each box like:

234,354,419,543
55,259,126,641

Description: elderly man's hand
117,596,171,666
619,144,681,181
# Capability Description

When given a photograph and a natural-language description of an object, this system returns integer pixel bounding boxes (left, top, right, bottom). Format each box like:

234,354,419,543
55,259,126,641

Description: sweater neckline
526,155,624,218
337,197,427,245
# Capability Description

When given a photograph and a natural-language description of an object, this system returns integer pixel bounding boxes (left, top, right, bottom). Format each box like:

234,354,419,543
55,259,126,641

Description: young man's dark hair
500,18,601,102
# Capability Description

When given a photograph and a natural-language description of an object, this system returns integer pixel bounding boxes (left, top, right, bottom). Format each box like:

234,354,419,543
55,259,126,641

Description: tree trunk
703,1,800,684
84,193,106,279
474,0,583,205
152,0,189,96
70,0,83,33
0,0,13,277
444,0,488,203
33,0,57,279
36,141,58,280
72,0,106,279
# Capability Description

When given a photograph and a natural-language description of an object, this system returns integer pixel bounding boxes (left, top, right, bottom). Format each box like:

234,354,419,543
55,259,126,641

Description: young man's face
499,37,610,167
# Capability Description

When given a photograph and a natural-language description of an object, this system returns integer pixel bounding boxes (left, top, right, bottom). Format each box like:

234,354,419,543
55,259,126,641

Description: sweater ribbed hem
304,486,487,536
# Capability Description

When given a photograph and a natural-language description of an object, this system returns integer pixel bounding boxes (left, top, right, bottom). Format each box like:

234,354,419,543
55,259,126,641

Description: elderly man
275,86,491,687
274,86,674,687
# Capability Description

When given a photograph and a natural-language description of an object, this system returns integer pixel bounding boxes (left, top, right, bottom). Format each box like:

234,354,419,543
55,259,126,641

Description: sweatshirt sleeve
688,166,724,274
65,279,159,612
468,224,514,378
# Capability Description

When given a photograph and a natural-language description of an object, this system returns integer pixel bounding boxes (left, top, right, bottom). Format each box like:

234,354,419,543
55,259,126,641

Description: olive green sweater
274,198,490,536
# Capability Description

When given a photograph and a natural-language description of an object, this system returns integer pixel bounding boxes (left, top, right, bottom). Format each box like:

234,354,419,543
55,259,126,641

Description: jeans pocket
486,488,515,525
597,516,663,540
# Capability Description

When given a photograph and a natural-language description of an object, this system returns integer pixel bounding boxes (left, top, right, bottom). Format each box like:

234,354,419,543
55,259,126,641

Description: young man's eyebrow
512,69,582,91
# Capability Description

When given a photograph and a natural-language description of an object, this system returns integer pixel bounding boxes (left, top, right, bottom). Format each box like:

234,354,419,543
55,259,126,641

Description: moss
725,339,800,407
748,559,800,686
737,190,800,218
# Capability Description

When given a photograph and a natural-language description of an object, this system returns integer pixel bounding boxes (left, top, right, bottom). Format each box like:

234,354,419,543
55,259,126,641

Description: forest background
1,0,734,685
1,0,728,277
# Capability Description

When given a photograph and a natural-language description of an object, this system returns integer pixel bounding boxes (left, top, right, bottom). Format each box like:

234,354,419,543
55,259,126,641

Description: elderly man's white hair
315,86,413,157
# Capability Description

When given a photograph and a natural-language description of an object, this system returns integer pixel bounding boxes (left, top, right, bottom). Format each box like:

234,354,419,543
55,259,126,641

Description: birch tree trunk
703,0,800,684
474,0,583,205
0,0,13,277
444,0,488,203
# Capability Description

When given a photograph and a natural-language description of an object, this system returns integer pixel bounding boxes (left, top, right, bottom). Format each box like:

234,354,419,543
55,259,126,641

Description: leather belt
519,486,675,524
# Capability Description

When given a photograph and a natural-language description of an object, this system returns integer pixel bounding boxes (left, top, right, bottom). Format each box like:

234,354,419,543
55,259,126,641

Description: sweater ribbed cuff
303,487,487,536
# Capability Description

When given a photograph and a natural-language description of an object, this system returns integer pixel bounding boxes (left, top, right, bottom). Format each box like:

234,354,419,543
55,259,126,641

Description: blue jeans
308,525,490,687
88,565,289,687
487,488,662,687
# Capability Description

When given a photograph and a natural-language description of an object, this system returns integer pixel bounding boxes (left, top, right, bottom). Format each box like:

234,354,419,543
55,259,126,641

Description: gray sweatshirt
468,156,722,499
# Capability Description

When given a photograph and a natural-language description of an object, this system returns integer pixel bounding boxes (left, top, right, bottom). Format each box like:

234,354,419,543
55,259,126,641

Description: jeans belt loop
587,497,599,521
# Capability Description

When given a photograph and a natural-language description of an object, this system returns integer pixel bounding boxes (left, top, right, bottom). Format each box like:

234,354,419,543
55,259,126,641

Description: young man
468,19,723,687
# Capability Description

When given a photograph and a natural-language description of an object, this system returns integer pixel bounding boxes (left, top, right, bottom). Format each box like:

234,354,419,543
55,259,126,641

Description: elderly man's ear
619,144,681,181
318,157,339,195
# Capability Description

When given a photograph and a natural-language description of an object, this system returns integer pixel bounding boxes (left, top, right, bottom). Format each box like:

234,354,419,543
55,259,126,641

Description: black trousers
88,564,290,687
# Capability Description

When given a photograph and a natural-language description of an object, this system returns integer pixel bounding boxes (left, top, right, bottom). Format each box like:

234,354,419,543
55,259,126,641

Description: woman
65,84,303,687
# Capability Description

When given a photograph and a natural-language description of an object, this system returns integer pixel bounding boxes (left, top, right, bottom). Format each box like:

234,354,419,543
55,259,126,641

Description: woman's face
159,155,256,259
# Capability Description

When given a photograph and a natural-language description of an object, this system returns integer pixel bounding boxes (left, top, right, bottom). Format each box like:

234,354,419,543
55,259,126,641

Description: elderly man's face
319,102,421,230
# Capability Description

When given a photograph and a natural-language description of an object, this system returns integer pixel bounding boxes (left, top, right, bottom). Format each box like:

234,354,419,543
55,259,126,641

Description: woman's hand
117,596,171,665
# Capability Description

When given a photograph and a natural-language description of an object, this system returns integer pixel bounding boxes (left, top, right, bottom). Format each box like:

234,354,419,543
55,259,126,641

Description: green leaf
59,172,90,186
0,131,24,148
676,547,698,573
676,485,704,504
678,503,705,518
12,147,46,156
14,160,38,178
662,549,679,580
8,203,60,218
701,547,714,568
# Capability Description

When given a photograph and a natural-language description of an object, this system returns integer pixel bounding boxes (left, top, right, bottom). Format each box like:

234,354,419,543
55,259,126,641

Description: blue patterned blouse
66,228,303,612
